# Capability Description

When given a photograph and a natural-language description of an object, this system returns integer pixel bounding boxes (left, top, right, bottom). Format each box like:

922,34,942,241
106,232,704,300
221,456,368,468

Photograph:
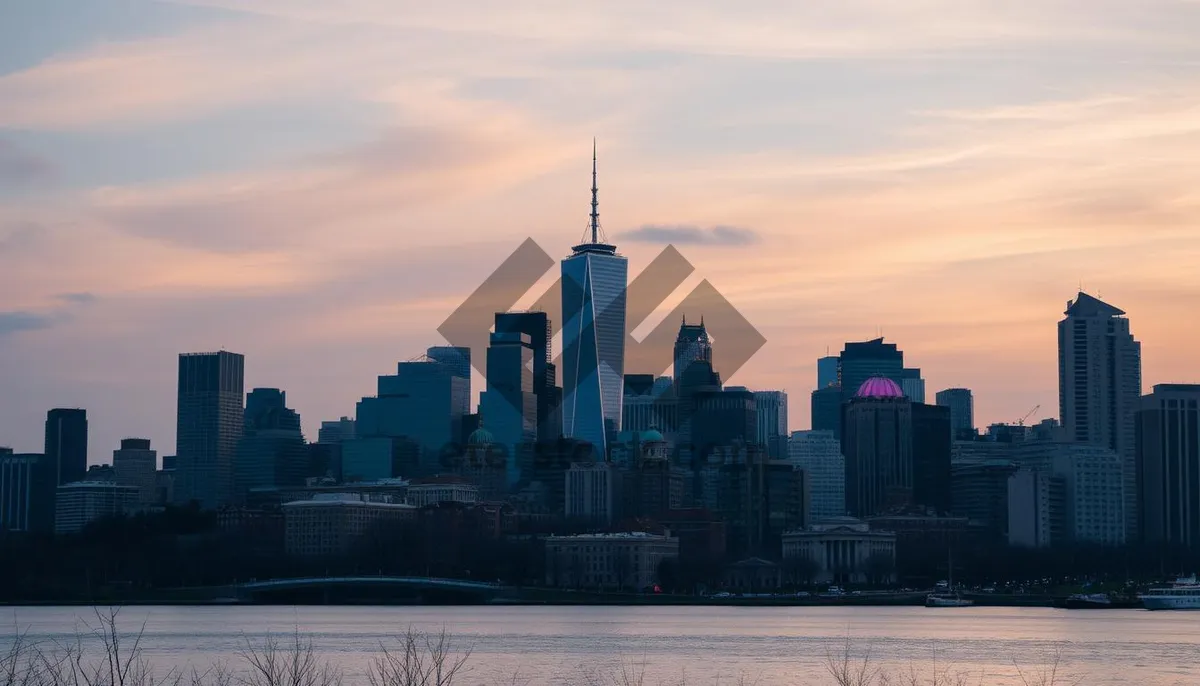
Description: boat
925,549,973,607
1140,575,1200,610
926,592,974,607
1053,593,1112,609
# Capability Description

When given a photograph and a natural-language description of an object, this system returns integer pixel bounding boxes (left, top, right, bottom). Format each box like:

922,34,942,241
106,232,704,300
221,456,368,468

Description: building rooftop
548,531,673,540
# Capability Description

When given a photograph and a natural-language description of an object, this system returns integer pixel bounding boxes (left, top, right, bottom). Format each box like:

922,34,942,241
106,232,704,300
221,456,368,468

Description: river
3,605,1197,685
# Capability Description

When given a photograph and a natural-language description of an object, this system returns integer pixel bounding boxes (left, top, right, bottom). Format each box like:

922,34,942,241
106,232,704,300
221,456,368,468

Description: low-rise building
406,479,478,507
283,493,416,557
54,481,141,534
545,532,679,591
782,517,896,585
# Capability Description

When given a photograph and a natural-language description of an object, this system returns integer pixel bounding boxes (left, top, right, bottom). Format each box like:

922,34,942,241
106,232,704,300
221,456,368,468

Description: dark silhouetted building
839,338,904,409
621,431,685,519
1,450,55,532
816,355,839,390
1136,384,1200,546
45,408,88,487
901,368,926,404
692,388,756,459
356,358,470,476
494,312,558,442
1058,291,1141,541
810,386,842,437
426,345,472,399
754,390,789,459
176,351,245,509
843,378,912,517
113,438,158,506
482,330,538,486
235,388,307,500
673,316,713,385
950,460,1017,540
935,388,975,440
911,402,952,513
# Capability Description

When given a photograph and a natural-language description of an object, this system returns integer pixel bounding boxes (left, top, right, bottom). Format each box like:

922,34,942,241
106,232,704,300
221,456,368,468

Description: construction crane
1017,404,1041,427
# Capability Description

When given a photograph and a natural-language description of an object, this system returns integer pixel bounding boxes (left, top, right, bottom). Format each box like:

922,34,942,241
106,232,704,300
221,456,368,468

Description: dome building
843,377,914,517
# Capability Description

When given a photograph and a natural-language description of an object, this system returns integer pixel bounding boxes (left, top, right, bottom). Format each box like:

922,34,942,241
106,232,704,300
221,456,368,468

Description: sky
2,0,1200,462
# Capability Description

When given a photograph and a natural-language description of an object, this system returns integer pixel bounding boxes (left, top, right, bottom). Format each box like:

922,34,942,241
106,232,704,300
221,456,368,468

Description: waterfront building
1012,439,1126,546
561,145,627,458
54,481,140,534
950,460,1018,540
1136,384,1200,546
1008,468,1064,548
544,531,679,590
282,494,416,557
1058,291,1141,540
176,351,245,508
406,479,479,507
781,517,897,585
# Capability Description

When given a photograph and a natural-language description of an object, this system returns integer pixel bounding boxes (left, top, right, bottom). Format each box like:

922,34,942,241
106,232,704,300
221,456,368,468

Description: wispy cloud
55,292,97,305
0,311,57,337
0,139,54,184
619,224,761,246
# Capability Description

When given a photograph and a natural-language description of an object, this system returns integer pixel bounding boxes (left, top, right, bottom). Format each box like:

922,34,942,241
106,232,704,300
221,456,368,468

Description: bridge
228,576,516,603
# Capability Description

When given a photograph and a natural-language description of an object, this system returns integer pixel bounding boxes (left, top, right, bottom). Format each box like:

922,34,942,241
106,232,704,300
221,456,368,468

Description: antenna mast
590,138,599,244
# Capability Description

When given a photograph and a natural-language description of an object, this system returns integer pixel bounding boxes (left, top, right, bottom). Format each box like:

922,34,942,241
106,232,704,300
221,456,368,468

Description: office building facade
561,149,627,458
754,390,789,459
842,378,912,517
936,388,975,440
176,351,245,509
789,430,846,520
1058,291,1141,540
54,481,140,534
113,438,158,506
481,330,538,486
494,312,558,442
45,408,88,488
356,359,470,475
1136,384,1200,546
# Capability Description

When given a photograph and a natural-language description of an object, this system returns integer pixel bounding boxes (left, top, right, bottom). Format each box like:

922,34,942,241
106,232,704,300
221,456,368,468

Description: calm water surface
4,605,1199,685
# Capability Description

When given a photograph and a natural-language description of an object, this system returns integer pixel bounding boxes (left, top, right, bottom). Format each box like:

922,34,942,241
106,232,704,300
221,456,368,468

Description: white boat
926,593,974,608
1140,575,1200,610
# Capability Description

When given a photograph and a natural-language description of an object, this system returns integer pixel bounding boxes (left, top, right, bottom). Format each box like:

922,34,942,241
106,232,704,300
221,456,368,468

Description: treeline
3,506,1200,601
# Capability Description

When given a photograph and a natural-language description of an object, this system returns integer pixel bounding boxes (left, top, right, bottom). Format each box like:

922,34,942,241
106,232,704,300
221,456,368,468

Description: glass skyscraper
561,143,627,459
176,351,245,509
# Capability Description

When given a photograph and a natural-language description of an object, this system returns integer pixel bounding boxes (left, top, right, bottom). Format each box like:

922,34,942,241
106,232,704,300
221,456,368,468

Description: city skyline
4,2,1200,457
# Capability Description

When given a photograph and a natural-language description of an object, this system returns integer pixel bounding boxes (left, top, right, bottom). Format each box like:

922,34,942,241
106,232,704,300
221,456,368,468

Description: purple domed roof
855,377,905,399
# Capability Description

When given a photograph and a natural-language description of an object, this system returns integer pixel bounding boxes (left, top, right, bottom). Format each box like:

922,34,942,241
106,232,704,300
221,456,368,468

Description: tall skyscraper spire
590,138,599,244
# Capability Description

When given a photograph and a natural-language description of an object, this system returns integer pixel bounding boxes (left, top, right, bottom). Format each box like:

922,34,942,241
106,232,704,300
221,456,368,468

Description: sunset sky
2,0,1199,460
